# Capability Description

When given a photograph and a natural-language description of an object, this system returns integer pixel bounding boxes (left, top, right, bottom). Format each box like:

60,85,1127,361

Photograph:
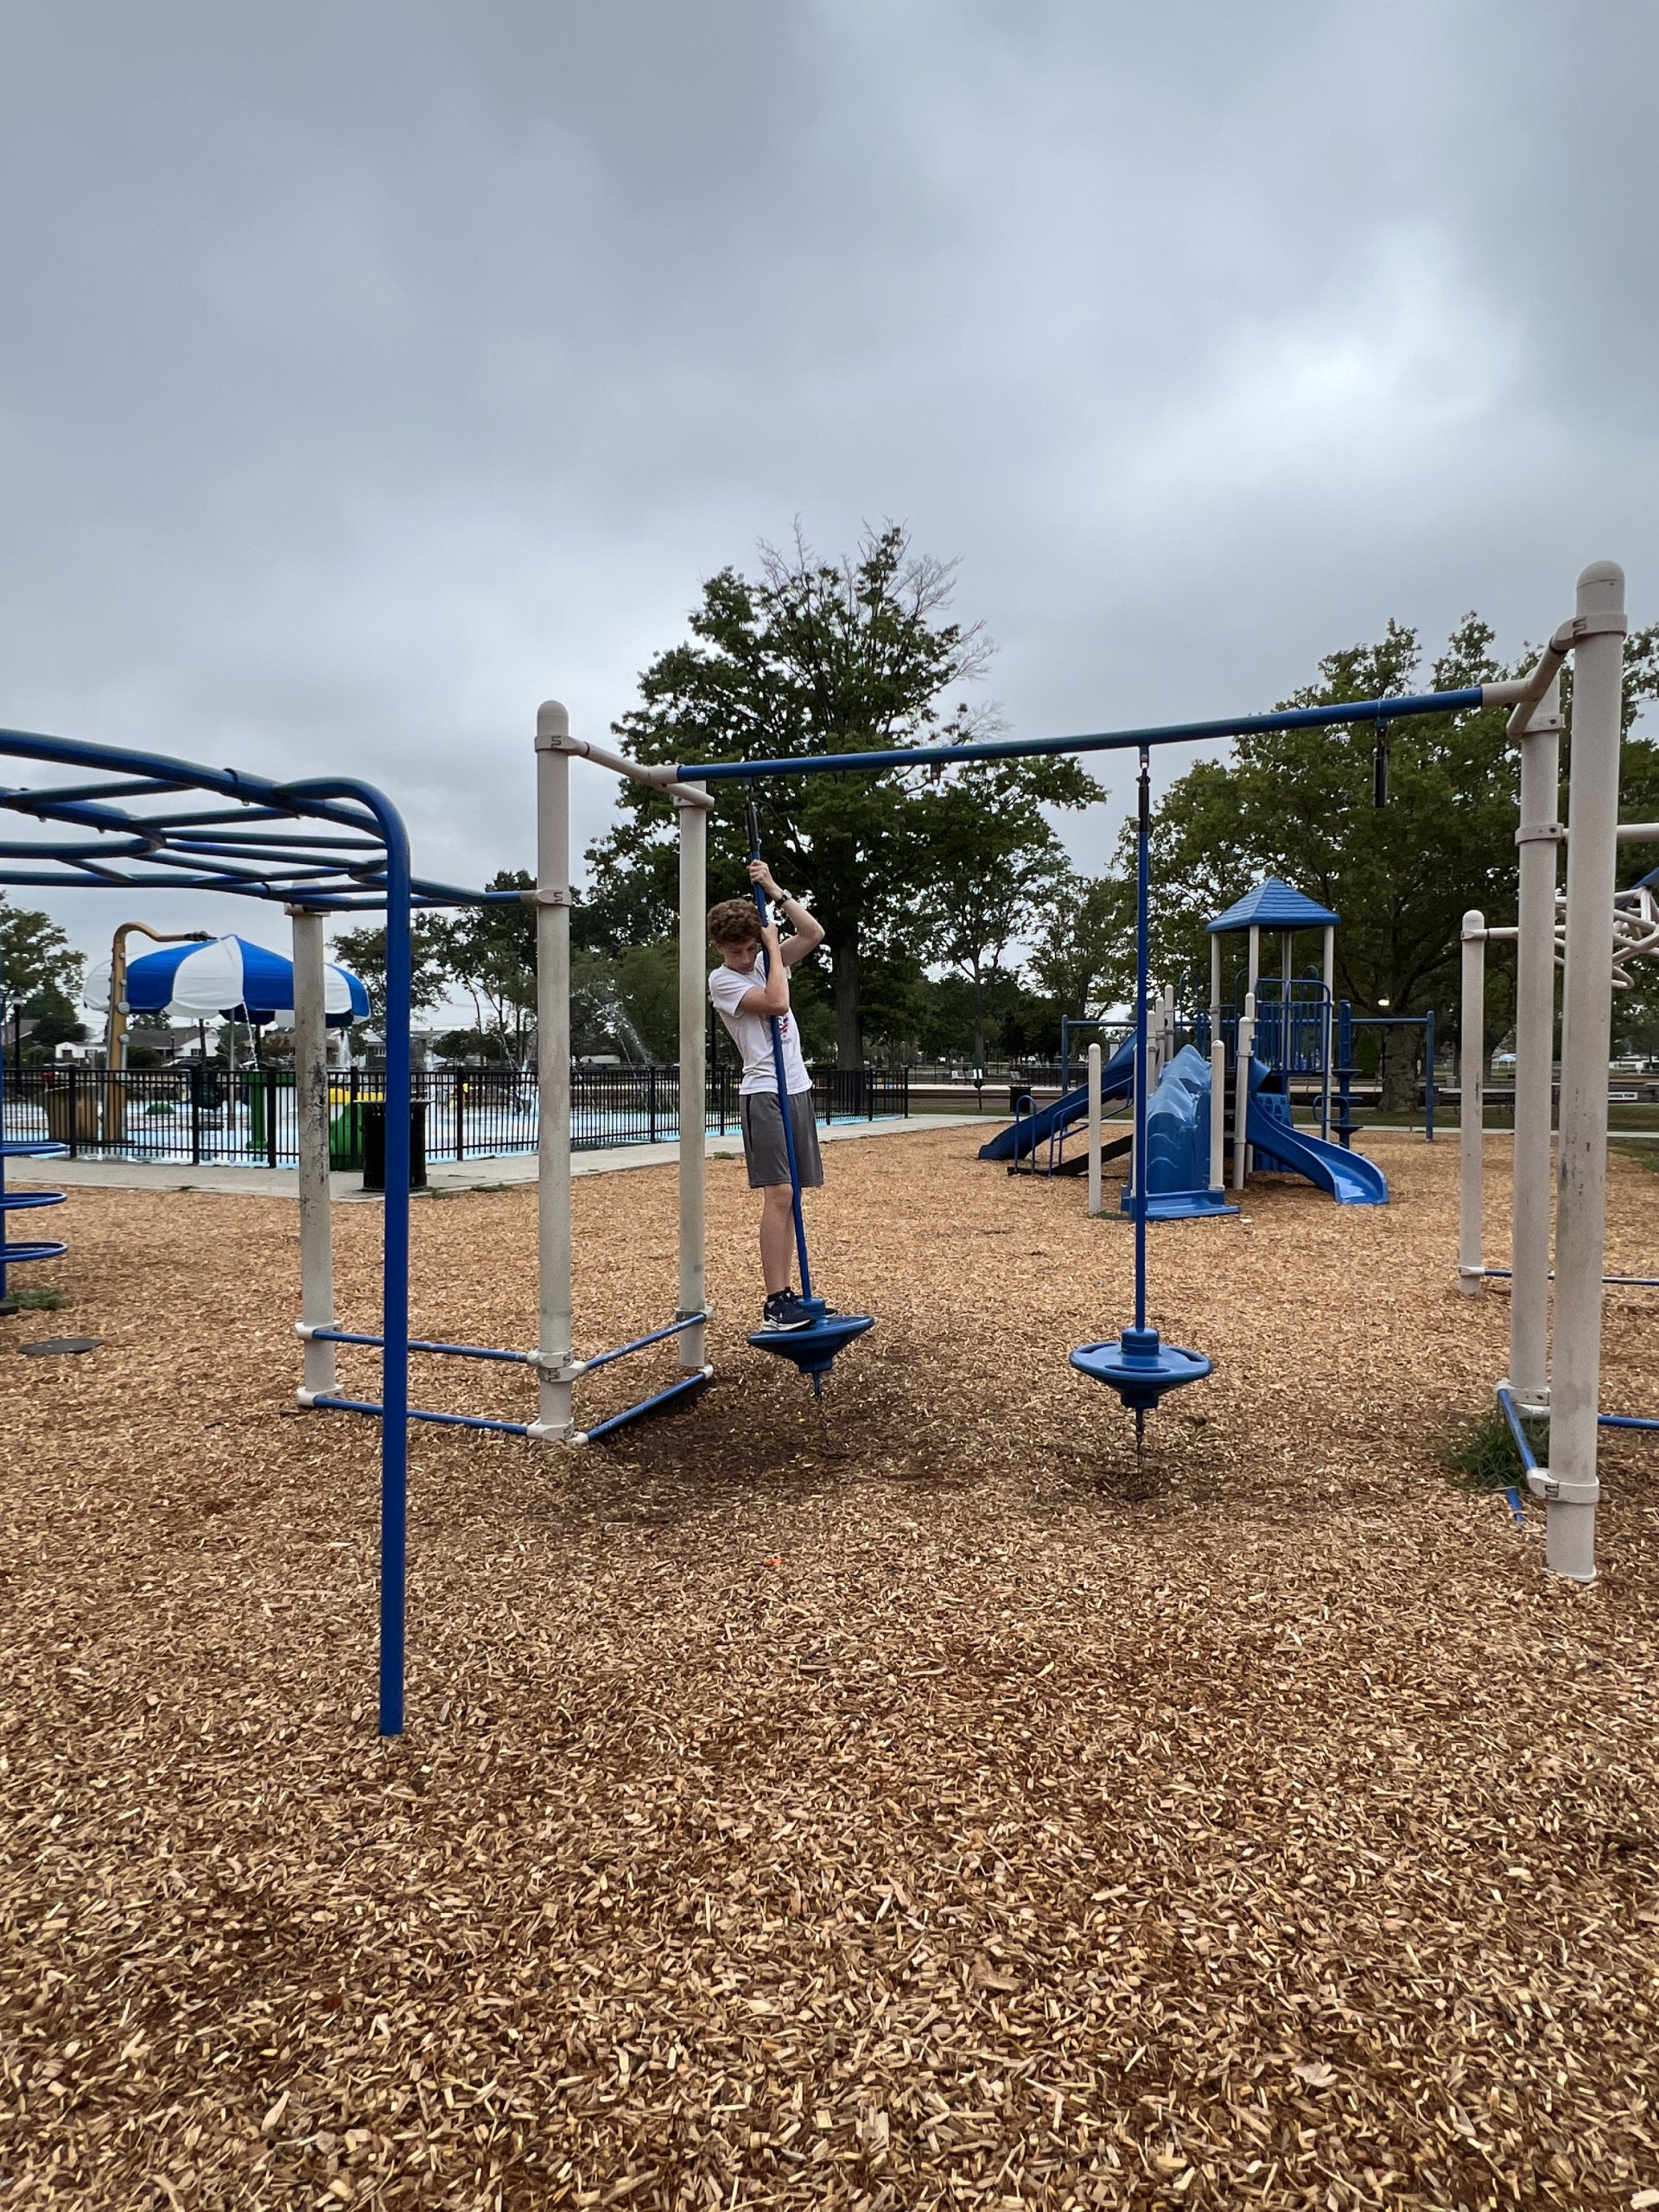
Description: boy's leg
760,1181,795,1295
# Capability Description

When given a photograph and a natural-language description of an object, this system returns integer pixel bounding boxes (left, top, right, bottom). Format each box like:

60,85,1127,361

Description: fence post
265,1071,278,1169
69,1066,80,1159
1424,1007,1436,1142
649,1064,659,1145
455,1075,465,1164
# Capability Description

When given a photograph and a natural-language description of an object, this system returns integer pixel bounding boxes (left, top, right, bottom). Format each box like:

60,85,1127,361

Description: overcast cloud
2,0,1656,981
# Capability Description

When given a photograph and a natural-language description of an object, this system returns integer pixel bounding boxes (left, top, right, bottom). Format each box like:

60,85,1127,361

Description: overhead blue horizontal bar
581,1370,712,1443
162,830,383,849
8,775,195,804
673,687,1489,785
309,1392,535,1438
580,1313,710,1374
311,1328,536,1366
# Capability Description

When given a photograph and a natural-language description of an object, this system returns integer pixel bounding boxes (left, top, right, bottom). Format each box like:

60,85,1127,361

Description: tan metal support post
531,702,576,1443
1458,913,1485,1297
1086,1042,1103,1217
1508,677,1563,1410
290,906,337,1396
1542,563,1627,1581
676,787,709,1370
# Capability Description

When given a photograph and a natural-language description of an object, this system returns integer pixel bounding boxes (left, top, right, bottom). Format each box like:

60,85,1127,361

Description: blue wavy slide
1245,1099,1389,1205
1132,1047,1389,1211
976,1034,1136,1162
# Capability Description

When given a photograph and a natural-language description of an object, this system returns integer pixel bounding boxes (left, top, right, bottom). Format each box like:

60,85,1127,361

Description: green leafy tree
438,870,537,1063
1030,869,1135,1020
0,897,86,1059
914,764,1072,1066
331,918,452,1029
1116,611,1659,1108
584,524,1090,1066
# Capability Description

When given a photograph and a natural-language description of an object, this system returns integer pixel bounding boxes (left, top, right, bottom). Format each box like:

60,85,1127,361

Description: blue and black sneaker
760,1289,814,1332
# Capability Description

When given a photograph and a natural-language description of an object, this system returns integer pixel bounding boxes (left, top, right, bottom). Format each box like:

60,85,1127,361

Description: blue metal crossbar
1599,1413,1659,1433
673,688,1490,785
579,1313,710,1374
309,1393,535,1438
580,1370,713,1443
308,1328,537,1366
1496,1387,1541,1473
1483,1269,1659,1289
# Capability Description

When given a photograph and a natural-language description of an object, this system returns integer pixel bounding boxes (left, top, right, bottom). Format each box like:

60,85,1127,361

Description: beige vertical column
1543,563,1627,1581
531,702,575,1443
1086,1042,1103,1217
1457,913,1485,1297
676,787,709,1370
1509,678,1563,1409
290,905,336,1396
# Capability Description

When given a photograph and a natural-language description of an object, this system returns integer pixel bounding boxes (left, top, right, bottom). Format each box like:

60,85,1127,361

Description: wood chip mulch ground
2,1127,1656,2210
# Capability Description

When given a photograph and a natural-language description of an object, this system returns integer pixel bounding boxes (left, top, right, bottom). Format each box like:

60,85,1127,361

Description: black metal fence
3,1062,908,1169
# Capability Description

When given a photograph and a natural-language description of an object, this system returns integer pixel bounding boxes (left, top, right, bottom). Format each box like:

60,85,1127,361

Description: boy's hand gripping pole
747,796,813,1303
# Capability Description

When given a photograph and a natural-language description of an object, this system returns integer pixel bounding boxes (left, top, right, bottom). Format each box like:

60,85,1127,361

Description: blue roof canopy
1207,878,1340,934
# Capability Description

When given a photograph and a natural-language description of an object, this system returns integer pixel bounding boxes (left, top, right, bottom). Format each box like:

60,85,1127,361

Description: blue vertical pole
0,971,10,1309
286,776,412,1738
378,828,412,1736
1133,747,1150,1337
1424,1008,1437,1142
746,799,811,1301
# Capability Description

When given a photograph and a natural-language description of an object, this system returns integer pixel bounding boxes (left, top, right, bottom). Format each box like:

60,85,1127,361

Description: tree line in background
581,524,1659,1077
3,529,1656,1077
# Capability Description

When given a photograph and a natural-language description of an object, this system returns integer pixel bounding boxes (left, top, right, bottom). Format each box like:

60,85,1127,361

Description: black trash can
361,1099,428,1192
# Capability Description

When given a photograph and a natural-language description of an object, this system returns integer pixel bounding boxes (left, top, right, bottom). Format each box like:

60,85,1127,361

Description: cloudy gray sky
3,0,1656,989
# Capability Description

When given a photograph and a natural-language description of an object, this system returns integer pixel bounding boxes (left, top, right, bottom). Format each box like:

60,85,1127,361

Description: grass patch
11,1287,65,1313
1444,1404,1543,1492
1611,1140,1659,1174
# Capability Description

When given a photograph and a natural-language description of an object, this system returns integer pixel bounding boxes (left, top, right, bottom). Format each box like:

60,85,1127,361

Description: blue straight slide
977,1034,1136,1162
1246,1099,1388,1205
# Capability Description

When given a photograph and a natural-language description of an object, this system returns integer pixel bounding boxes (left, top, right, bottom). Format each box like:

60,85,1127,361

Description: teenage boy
707,859,827,1331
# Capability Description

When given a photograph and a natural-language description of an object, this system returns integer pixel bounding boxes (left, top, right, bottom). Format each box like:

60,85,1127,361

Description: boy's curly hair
707,897,762,947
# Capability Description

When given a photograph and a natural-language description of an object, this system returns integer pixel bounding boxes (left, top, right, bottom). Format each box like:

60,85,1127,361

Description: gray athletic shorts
739,1089,823,1189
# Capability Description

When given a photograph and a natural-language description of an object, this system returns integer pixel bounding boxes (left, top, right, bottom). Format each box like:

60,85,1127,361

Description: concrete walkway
3,1114,990,1201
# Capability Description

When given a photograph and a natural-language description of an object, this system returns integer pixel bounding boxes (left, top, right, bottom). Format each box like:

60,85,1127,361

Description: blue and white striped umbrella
91,935,370,1027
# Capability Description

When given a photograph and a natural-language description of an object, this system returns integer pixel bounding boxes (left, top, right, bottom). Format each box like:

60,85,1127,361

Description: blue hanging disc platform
1070,1325,1211,1414
747,1297,874,1381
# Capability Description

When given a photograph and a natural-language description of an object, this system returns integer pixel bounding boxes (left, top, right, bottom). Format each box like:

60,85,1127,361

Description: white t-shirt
709,953,812,1096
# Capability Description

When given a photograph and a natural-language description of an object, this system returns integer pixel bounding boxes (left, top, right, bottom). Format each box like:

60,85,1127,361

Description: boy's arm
778,894,825,969
748,858,825,968
733,923,791,1017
